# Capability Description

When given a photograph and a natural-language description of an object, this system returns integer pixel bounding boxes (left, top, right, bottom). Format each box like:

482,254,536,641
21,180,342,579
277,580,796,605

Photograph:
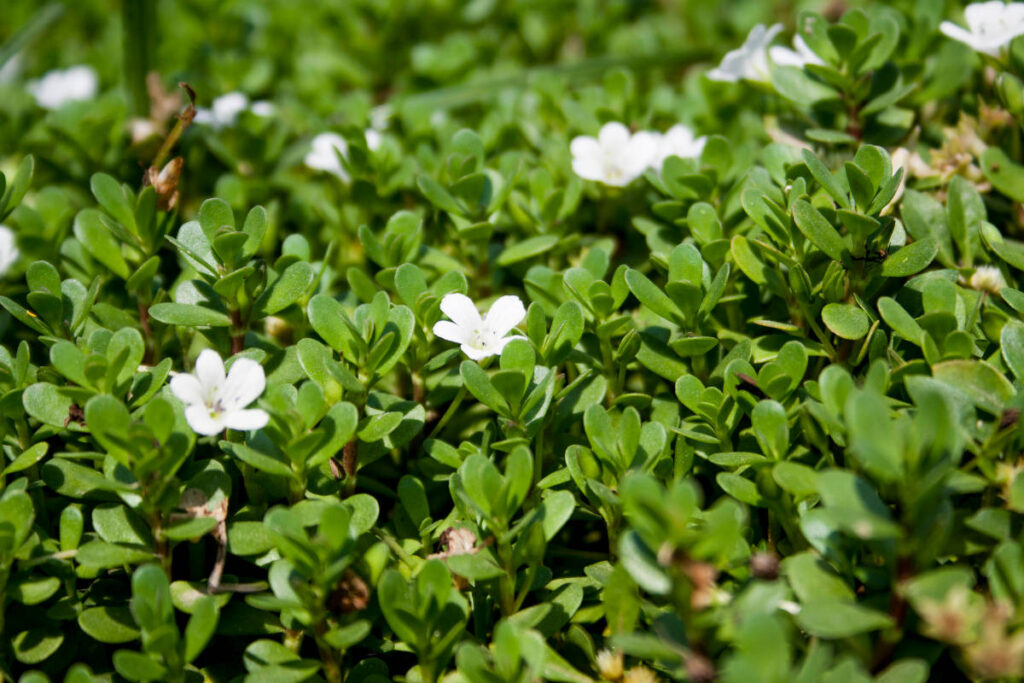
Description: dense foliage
2,0,1024,681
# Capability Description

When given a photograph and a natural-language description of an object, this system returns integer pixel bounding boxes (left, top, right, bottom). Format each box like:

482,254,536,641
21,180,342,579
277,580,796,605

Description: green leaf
446,552,506,580
113,650,168,682
795,600,893,638
417,174,462,214
198,197,235,238
78,606,141,644
801,150,851,209
149,303,232,327
221,441,295,479
91,173,137,234
881,239,937,277
460,361,510,415
76,541,155,569
12,628,64,664
0,155,33,220
184,596,219,662
932,360,1015,415
792,200,847,261
73,209,131,279
877,296,923,344
1001,321,1024,381
982,147,1024,203
254,262,316,316
618,530,670,595
497,235,560,266
5,442,48,475
822,303,870,340
22,383,76,428
625,269,682,324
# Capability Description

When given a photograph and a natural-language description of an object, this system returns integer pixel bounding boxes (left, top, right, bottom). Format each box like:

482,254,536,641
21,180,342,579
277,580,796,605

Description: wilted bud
750,551,780,580
595,649,624,681
964,603,1024,679
622,665,660,683
327,569,370,614
916,586,982,645
969,265,1006,295
264,315,293,344
144,157,184,211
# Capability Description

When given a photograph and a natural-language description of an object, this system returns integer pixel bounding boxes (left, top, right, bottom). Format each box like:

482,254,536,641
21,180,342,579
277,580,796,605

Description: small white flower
970,265,1006,294
940,1,1024,56
0,225,19,276
365,128,382,151
769,34,825,68
249,100,275,117
707,23,783,83
651,124,707,171
570,122,659,186
432,293,526,360
170,349,269,436
28,65,98,110
194,91,250,128
370,105,392,131
304,132,350,181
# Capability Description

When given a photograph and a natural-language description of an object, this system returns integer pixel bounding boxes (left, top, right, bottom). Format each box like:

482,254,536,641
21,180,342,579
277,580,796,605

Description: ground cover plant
2,0,1024,680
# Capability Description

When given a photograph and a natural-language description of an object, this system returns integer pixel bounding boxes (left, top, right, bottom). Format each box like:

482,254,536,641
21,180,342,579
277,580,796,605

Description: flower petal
223,408,270,432
489,335,527,356
483,295,526,337
625,132,660,176
965,1,1006,32
222,357,266,410
939,21,997,54
769,45,803,67
598,122,631,153
194,350,225,392
570,136,605,181
184,405,224,436
461,343,497,361
440,293,482,330
170,373,205,406
433,320,470,344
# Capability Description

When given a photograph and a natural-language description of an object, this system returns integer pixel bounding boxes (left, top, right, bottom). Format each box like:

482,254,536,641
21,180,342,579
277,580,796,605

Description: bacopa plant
2,0,1024,681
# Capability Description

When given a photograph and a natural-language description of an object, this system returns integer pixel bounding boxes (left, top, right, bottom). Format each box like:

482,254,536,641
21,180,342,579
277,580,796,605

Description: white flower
170,349,269,436
651,124,707,171
707,23,783,83
940,1,1024,56
249,100,275,117
365,128,382,151
970,265,1006,294
305,132,350,181
194,91,250,128
28,65,98,110
0,225,19,276
570,122,659,186
432,293,526,360
769,34,825,68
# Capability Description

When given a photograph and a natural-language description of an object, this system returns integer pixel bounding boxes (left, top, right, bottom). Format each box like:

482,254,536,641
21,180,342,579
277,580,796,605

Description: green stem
427,386,467,440
121,0,157,117
374,527,418,569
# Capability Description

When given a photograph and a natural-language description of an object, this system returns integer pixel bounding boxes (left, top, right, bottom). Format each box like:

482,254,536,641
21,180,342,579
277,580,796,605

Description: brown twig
150,82,196,172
